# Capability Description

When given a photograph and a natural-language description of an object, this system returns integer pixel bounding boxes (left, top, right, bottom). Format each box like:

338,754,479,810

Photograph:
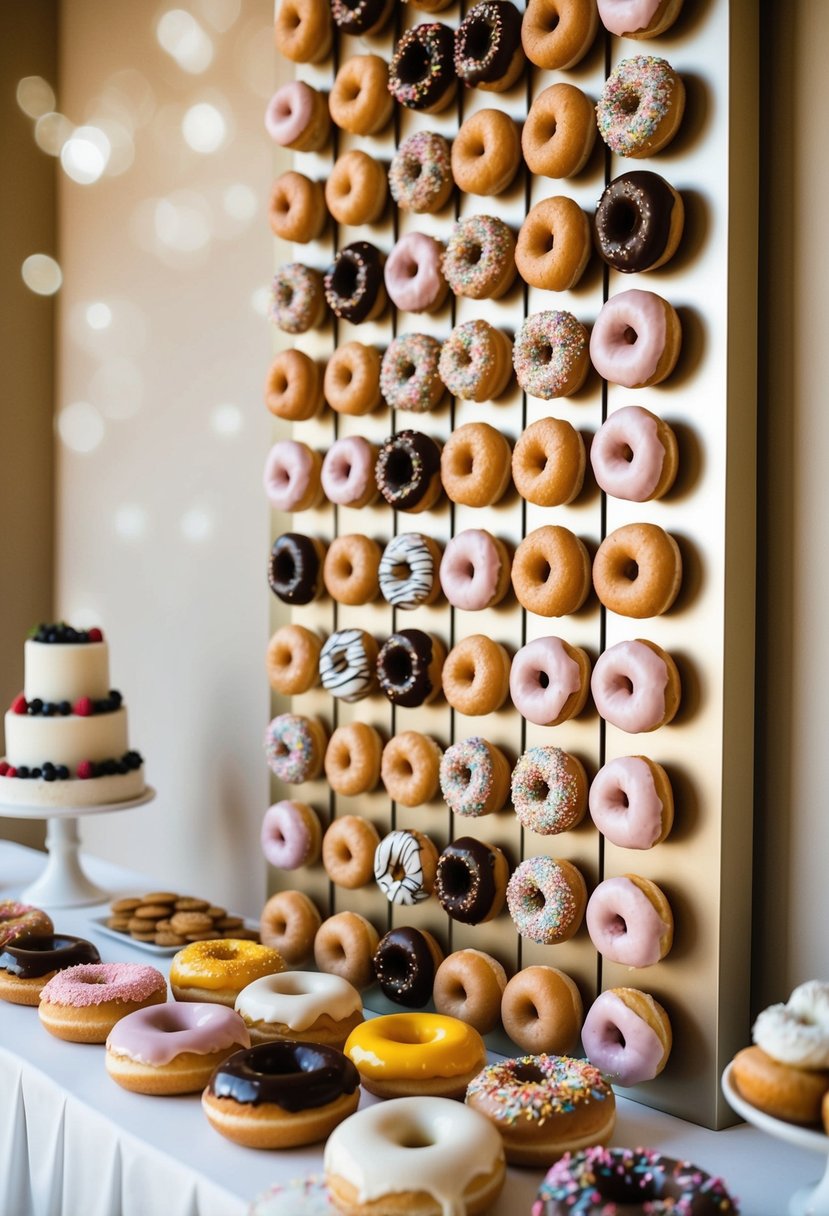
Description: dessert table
0,841,819,1216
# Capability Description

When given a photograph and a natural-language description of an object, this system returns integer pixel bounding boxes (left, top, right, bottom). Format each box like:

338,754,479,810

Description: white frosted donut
373,830,435,907
590,405,677,502
235,971,362,1037
590,640,679,733
753,981,829,1070
588,756,671,849
319,630,376,702
589,289,680,389
378,533,440,610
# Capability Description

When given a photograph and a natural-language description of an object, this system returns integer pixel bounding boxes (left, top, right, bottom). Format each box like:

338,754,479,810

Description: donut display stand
267,0,758,1127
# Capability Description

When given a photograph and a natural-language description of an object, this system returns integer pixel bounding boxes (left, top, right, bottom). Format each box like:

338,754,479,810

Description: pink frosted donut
582,989,670,1086
589,756,672,849
384,233,447,314
589,289,681,389
439,529,509,611
263,441,320,512
107,1001,250,1067
585,875,673,967
264,81,322,148
597,0,683,39
321,436,377,508
509,636,589,727
590,405,678,502
41,963,166,1008
590,640,680,733
260,800,322,870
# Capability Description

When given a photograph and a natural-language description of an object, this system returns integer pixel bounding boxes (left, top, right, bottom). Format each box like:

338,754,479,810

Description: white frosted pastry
23,639,110,702
235,971,363,1048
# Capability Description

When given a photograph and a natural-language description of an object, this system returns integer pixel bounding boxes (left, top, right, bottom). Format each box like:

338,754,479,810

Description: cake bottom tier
0,762,145,809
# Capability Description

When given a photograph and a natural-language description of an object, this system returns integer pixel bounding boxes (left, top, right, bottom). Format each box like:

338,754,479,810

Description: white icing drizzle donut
235,971,362,1033
379,533,437,610
374,830,429,906
319,630,375,702
753,981,829,1069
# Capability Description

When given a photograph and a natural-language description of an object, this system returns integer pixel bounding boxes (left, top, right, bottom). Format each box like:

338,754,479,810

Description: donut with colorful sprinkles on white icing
506,856,587,944
264,714,327,784
513,310,590,400
511,745,587,836
596,56,685,159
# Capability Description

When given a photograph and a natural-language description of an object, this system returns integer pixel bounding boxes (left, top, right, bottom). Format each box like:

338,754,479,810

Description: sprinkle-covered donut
509,637,591,727
324,343,382,417
389,23,456,114
268,534,326,606
581,987,672,1086
269,264,326,335
439,737,511,818
269,171,326,243
331,0,393,36
389,131,453,214
514,311,590,400
321,437,378,509
585,874,674,967
589,288,682,389
263,442,323,513
506,856,587,944
589,755,674,849
593,522,683,618
0,901,53,948
596,56,685,159
500,966,583,1056
521,0,598,70
522,83,596,179
590,405,679,502
376,629,446,707
378,532,442,610
451,109,521,196
264,714,327,784
439,319,513,402
591,638,681,733
594,171,684,274
442,215,516,300
325,150,388,227
381,334,445,414
265,81,330,152
324,723,383,798
324,242,386,325
322,816,381,890
435,837,509,925
440,529,511,611
512,417,586,507
516,196,592,292
329,55,393,135
265,350,323,422
375,430,443,512
266,624,322,696
323,535,381,606
511,745,587,835
319,629,378,703
384,232,448,314
261,801,322,871
442,635,512,716
454,0,525,92
511,525,592,617
372,927,444,1007
374,829,439,906
381,731,442,806
39,962,167,1043
441,422,513,507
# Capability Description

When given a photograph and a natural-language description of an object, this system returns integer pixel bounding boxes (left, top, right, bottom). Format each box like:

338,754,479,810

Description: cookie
110,897,142,915
170,911,214,935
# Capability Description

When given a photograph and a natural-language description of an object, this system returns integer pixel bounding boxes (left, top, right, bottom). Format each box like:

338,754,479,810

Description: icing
209,1041,359,1112
376,629,437,707
467,1054,613,1126
506,857,584,944
589,756,666,849
594,171,679,273
439,529,502,611
384,233,445,313
268,533,321,605
373,927,436,1007
581,990,666,1086
753,981,829,1070
319,630,375,702
442,215,514,298
170,940,285,992
375,430,441,510
263,441,315,512
589,289,669,388
379,533,437,610
585,876,672,967
324,242,384,324
389,24,455,111
236,971,362,1032
0,934,99,979
513,310,588,399
590,405,667,501
260,801,318,869
344,1013,484,1080
596,56,680,157
106,1002,250,1067
265,81,315,147
591,639,671,733
435,837,501,924
40,962,165,1008
321,436,375,507
454,1,522,86
331,0,387,33
374,830,430,905
511,746,584,835
389,133,451,213
509,636,582,726
380,334,443,413
264,713,322,782
439,737,498,817
597,0,666,36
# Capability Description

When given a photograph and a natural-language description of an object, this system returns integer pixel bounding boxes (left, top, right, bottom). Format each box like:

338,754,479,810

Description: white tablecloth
0,840,823,1216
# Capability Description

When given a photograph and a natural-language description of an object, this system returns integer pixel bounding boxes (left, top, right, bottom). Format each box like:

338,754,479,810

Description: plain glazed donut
374,829,439,906
375,430,443,512
378,532,442,610
522,83,596,179
435,837,509,925
343,1014,487,1100
274,0,332,63
268,533,326,606
38,963,167,1043
441,422,512,508
260,801,322,870
442,635,511,716
590,405,678,501
511,745,588,835
589,755,674,848
591,638,681,732
731,1045,829,1126
260,891,322,966
235,971,363,1050
594,171,684,273
596,56,685,158
512,417,585,507
269,263,326,335
376,629,445,707
511,525,592,617
325,242,386,325
265,81,330,152
384,233,448,314
389,131,453,214
516,197,592,292
514,311,590,400
433,949,507,1034
323,535,381,606
500,965,583,1055
324,723,382,797
326,151,387,227
442,215,516,300
585,874,674,967
598,0,685,38
440,529,511,611
380,333,445,414
582,986,672,1085
439,319,513,402
372,927,445,1008
269,171,326,243
522,0,598,69
506,856,587,945
315,911,379,990
319,629,378,702
590,289,682,388
439,737,511,818
324,343,382,417
322,816,381,889
593,522,682,618
509,637,591,727
0,901,53,948
381,731,442,806
321,438,378,509
329,55,393,136
264,714,327,784
389,23,456,114
451,109,521,196
265,349,323,421
454,0,525,92
266,624,321,696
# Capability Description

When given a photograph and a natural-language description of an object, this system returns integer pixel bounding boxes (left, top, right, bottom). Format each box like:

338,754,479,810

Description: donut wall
266,0,758,1127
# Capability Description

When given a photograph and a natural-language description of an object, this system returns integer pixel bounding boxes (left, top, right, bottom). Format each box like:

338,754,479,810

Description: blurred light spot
234,23,275,100
22,254,62,295
157,10,214,73
65,606,101,631
90,359,143,421
86,302,112,330
182,102,226,154
99,70,155,129
154,194,211,252
34,111,73,156
211,404,243,436
94,119,134,176
114,504,148,540
180,507,213,542
251,285,270,317
60,126,111,184
222,183,256,222
17,76,56,119
57,402,105,453
195,0,241,32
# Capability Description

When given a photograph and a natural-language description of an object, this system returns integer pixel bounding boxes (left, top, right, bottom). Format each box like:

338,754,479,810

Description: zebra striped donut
319,629,378,702
379,533,440,610
373,829,438,906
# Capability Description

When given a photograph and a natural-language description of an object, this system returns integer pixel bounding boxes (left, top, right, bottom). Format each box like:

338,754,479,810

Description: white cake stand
722,1062,829,1214
0,787,155,908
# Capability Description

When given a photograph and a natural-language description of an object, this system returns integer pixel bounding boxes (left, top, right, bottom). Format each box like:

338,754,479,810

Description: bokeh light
222,183,257,222
156,9,214,73
180,507,214,542
21,254,62,295
90,359,143,421
211,404,243,436
194,0,241,33
154,193,212,252
114,504,149,540
57,402,105,454
34,111,73,156
86,302,112,330
17,76,56,119
60,126,111,185
182,102,226,154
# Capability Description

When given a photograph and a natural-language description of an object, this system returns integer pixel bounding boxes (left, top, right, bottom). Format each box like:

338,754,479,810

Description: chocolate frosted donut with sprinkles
389,131,453,214
376,628,446,708
375,430,443,512
594,170,685,274
434,837,509,925
513,311,590,400
268,533,326,606
389,23,457,114
330,0,393,35
596,55,686,159
324,242,386,325
372,927,444,1007
319,629,378,703
506,856,587,944
454,0,525,92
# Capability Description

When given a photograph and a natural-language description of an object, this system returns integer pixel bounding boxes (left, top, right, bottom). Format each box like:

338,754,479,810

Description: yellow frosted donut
344,1012,487,1099
169,940,285,1008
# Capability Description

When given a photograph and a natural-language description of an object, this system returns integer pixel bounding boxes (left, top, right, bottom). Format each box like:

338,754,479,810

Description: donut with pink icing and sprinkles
439,319,513,402
38,962,167,1043
513,311,590,400
506,856,587,944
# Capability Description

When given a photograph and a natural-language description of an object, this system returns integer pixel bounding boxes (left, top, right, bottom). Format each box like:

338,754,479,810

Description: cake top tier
29,623,104,645
24,631,111,703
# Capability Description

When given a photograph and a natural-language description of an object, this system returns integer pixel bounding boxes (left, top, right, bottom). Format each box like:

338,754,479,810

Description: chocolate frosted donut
207,1040,359,1111
373,927,441,1007
331,0,392,35
375,430,442,512
455,1,524,92
389,23,456,113
435,838,508,925
594,170,684,273
268,534,325,606
376,629,445,708
324,242,386,325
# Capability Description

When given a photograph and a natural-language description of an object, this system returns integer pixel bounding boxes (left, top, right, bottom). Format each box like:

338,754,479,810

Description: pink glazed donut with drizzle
590,405,679,502
261,801,323,870
582,987,672,1086
439,529,510,611
106,1002,251,1095
263,441,322,512
510,636,591,727
589,289,682,389
321,436,378,508
590,639,680,733
585,875,674,967
589,756,674,849
384,233,447,314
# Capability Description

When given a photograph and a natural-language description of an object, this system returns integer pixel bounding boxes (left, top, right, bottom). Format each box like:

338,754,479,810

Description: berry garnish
17,766,30,779
73,697,94,717
76,760,94,780
87,627,103,642
0,762,8,776
5,767,16,778
10,695,27,715
27,698,43,715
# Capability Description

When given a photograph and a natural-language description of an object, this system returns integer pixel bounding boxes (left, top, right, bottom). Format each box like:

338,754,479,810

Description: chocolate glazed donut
389,24,456,112
324,242,385,323
375,430,442,511
376,629,439,707
435,838,507,924
268,533,323,605
594,171,684,273
0,934,100,978
208,1042,359,1111
454,1,523,89
373,927,437,1007
331,0,389,34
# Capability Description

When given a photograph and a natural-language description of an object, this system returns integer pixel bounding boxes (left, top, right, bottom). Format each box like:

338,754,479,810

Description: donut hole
608,1023,626,1048
622,559,639,583
454,345,472,368
335,842,354,863
329,939,347,960
394,757,414,778
272,740,288,757
385,447,415,490
458,450,475,476
608,200,640,240
618,89,641,115
274,194,289,216
404,258,419,279
512,1060,545,1083
278,283,295,308
447,978,468,1002
464,18,494,63
535,670,550,690
528,777,550,803
623,326,638,345
330,650,349,675
535,341,554,366
439,855,473,900
461,559,476,582
470,140,486,158
378,946,411,987
343,81,361,103
392,560,414,583
526,887,546,913
336,558,354,579
273,371,288,393
612,674,635,696
457,764,473,789
463,242,483,267
397,41,431,87
620,443,634,463
403,156,423,180
608,913,627,938
331,257,359,300
400,360,416,381
397,1130,436,1149
275,467,291,487
339,365,354,385
541,119,557,142
391,862,407,882
205,944,239,961
455,659,477,688
382,646,414,688
542,11,559,32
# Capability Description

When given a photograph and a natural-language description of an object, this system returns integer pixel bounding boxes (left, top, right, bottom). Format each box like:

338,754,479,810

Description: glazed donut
585,874,674,967
260,801,322,871
521,0,598,69
260,891,322,966
326,151,387,228
452,109,521,196
0,934,99,1006
506,856,587,945
513,311,590,400
380,334,445,415
512,417,585,507
324,723,382,797
264,714,327,783
376,629,445,707
389,23,456,114
375,430,443,512
322,816,381,889
268,533,326,606
500,966,583,1056
269,264,326,335
593,522,682,618
0,901,53,948
596,56,685,158
324,1096,506,1216
265,350,323,422
433,949,507,1034
511,525,592,617
534,1146,737,1216
590,289,682,388
511,745,587,835
323,535,381,607
374,829,439,906
597,0,685,38
325,242,386,325
344,1013,487,1099
442,635,511,716
753,981,829,1069
516,197,592,292
454,1,525,92
522,83,596,179
324,343,382,417
378,532,442,610
274,0,332,62
440,529,511,611
439,737,511,818
265,81,330,152
269,171,326,243
105,1002,250,1095
235,971,363,1049
435,837,509,925
589,756,674,849
731,1045,829,1125
591,639,681,732
170,939,286,1007
384,233,448,314
266,624,321,696
590,405,679,502
38,963,167,1043
595,171,684,274
380,731,442,806
331,0,393,35
372,926,444,1007
203,1041,359,1149
319,629,378,702
466,1054,615,1167
582,986,672,1086
441,423,512,509
439,320,513,402
442,216,516,300
321,438,379,509
329,55,393,136
389,131,453,214
509,637,591,727
315,911,379,990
